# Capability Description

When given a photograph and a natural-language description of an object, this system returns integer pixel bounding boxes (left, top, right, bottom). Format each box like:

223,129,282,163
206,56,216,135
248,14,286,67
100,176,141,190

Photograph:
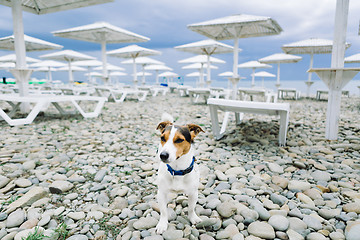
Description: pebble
303,215,322,231
268,215,289,231
6,209,25,228
162,229,183,240
14,178,32,188
247,221,275,239
49,180,74,193
133,216,158,230
288,180,311,191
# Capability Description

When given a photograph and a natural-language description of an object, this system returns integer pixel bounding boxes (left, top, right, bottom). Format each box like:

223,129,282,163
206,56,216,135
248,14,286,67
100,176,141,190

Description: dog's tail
161,112,174,123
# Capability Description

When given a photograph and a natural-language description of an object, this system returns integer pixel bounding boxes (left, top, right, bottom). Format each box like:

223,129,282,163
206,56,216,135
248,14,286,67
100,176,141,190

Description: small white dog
155,113,204,234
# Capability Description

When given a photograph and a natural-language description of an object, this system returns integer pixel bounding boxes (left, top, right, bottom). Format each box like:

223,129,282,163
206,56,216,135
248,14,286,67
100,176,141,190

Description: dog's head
156,121,204,163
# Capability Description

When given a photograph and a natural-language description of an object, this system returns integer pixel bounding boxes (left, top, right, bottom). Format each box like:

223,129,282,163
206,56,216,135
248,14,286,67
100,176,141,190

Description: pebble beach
0,93,360,240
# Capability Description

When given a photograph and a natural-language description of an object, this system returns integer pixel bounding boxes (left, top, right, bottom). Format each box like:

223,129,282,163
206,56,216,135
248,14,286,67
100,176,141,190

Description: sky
1,0,360,84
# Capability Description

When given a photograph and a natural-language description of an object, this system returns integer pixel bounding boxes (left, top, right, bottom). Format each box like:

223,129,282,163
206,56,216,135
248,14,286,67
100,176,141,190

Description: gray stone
6,186,47,213
268,215,289,231
162,229,183,240
216,201,237,218
49,180,74,193
306,232,326,240
303,215,322,231
329,231,345,240
206,199,221,209
0,212,8,221
133,216,157,230
38,214,51,227
67,235,88,240
268,162,284,173
346,223,360,240
288,180,311,191
0,175,10,188
248,221,275,239
311,170,331,182
6,209,25,228
215,224,239,239
94,169,107,182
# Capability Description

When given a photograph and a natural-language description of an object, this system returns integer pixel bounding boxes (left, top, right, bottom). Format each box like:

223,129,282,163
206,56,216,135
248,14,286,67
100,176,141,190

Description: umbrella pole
325,0,349,140
305,53,315,97
48,67,53,82
142,64,145,85
276,63,281,89
11,0,32,112
206,54,211,87
101,38,108,85
155,70,159,85
262,77,264,88
68,61,73,84
200,63,204,87
133,58,137,86
230,37,240,100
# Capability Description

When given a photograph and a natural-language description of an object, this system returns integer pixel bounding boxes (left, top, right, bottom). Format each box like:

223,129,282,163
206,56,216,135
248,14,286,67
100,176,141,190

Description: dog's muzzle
160,151,170,162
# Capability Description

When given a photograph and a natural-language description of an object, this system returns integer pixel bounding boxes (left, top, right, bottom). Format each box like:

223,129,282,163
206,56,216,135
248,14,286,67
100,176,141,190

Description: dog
155,113,204,234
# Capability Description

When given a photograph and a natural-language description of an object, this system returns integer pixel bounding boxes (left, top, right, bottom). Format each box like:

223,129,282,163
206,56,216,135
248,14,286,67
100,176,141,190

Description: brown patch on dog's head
156,121,172,133
173,129,191,159
186,124,204,141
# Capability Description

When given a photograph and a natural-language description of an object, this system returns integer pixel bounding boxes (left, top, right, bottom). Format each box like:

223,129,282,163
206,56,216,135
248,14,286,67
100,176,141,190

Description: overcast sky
1,0,360,83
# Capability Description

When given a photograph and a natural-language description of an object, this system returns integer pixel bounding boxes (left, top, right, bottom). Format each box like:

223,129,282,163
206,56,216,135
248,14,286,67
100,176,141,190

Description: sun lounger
94,86,148,102
138,86,168,97
316,89,350,100
0,94,107,126
278,88,301,100
188,88,211,103
238,88,277,103
177,85,191,97
207,98,290,146
210,87,231,99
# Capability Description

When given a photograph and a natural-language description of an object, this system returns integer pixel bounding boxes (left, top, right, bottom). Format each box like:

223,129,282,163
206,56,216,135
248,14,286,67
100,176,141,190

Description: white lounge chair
94,86,148,102
188,88,211,104
238,87,277,103
0,94,107,126
207,98,290,146
278,88,301,100
316,89,349,100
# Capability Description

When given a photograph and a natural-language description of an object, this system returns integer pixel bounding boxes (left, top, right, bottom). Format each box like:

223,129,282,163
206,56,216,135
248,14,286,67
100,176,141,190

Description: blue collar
166,157,195,176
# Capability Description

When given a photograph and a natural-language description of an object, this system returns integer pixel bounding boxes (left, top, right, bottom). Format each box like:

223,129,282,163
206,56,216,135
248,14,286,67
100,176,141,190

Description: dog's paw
189,214,202,225
156,220,168,234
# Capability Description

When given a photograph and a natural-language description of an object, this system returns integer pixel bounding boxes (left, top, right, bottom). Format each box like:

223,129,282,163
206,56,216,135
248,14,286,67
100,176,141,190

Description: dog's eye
174,138,184,144
161,136,166,142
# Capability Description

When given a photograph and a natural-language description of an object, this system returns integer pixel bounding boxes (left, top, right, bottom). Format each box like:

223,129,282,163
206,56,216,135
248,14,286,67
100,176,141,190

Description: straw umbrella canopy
175,39,235,84
144,64,173,85
0,0,113,102
282,38,351,96
251,71,276,87
121,57,164,85
40,50,95,83
29,60,66,82
107,44,161,85
259,53,302,88
238,61,272,87
52,21,149,82
188,14,282,98
178,55,225,87
0,34,63,51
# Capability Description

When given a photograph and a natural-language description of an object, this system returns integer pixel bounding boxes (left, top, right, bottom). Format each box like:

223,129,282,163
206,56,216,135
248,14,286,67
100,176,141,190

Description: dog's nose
160,152,169,161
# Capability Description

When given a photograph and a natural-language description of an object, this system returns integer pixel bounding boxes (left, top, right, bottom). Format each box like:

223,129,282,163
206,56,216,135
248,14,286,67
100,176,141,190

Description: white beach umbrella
0,34,63,52
175,39,235,84
107,44,161,85
29,60,66,82
188,14,282,99
144,64,173,84
179,55,225,87
85,72,102,77
122,57,164,85
186,72,207,77
109,71,127,76
259,53,302,88
251,71,276,87
282,38,351,96
133,71,152,84
73,59,103,82
32,66,58,81
57,66,87,72
52,21,149,81
218,71,234,77
94,64,125,72
40,50,95,83
0,54,39,63
182,63,218,70
344,53,360,63
0,0,113,104
158,71,179,84
238,61,272,87
0,62,15,69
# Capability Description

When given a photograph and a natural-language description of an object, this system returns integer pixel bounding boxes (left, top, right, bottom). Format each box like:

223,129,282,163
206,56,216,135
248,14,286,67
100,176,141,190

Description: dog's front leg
156,188,169,234
188,191,202,225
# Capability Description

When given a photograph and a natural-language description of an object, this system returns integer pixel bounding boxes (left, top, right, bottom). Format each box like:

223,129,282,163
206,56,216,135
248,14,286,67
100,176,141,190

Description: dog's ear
187,124,204,140
156,121,172,132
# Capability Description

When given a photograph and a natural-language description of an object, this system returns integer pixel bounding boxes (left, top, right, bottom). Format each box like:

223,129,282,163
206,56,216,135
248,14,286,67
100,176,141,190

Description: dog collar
166,157,195,176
